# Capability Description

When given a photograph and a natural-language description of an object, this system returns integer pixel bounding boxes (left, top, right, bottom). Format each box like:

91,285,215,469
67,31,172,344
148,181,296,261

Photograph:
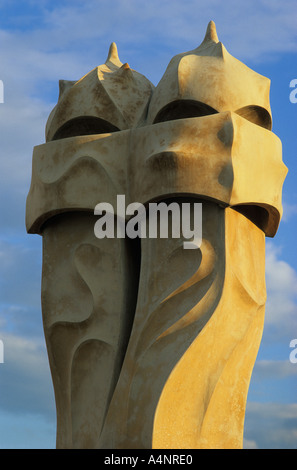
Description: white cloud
2,332,46,372
244,402,297,449
0,238,42,309
0,98,48,190
0,331,55,417
264,242,297,335
0,0,295,234
282,201,297,222
38,0,297,61
0,0,297,90
0,410,55,449
0,0,295,450
266,244,297,295
243,438,258,449
253,359,297,380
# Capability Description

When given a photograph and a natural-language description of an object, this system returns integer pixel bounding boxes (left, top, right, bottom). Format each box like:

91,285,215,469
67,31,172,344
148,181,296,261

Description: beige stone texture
152,208,266,449
26,112,285,237
26,21,287,449
98,205,265,449
146,22,272,128
41,212,139,448
45,42,154,141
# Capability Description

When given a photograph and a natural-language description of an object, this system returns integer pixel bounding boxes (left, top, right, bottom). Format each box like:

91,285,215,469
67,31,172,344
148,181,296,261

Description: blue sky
0,0,296,449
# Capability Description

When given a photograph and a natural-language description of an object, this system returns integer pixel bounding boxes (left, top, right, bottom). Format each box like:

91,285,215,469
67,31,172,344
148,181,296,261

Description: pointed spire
58,79,76,100
193,20,224,57
195,20,219,51
121,62,130,70
115,62,135,81
105,42,122,67
204,20,219,43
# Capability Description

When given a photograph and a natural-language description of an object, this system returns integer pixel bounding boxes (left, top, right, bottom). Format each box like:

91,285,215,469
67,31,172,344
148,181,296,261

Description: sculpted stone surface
26,21,287,448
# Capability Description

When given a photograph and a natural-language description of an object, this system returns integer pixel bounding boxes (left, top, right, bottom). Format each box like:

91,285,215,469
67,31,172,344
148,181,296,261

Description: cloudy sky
0,0,296,449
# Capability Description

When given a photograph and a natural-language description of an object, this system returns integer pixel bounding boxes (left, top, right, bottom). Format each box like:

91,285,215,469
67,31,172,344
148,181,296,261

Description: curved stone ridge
26,112,286,237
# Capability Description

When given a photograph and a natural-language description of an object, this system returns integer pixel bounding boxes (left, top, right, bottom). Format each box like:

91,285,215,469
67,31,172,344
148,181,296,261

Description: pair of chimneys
46,21,272,143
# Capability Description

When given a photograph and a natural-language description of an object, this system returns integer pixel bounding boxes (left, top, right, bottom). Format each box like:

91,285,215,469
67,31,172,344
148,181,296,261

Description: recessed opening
153,100,218,124
232,204,269,233
51,116,120,141
235,105,272,130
